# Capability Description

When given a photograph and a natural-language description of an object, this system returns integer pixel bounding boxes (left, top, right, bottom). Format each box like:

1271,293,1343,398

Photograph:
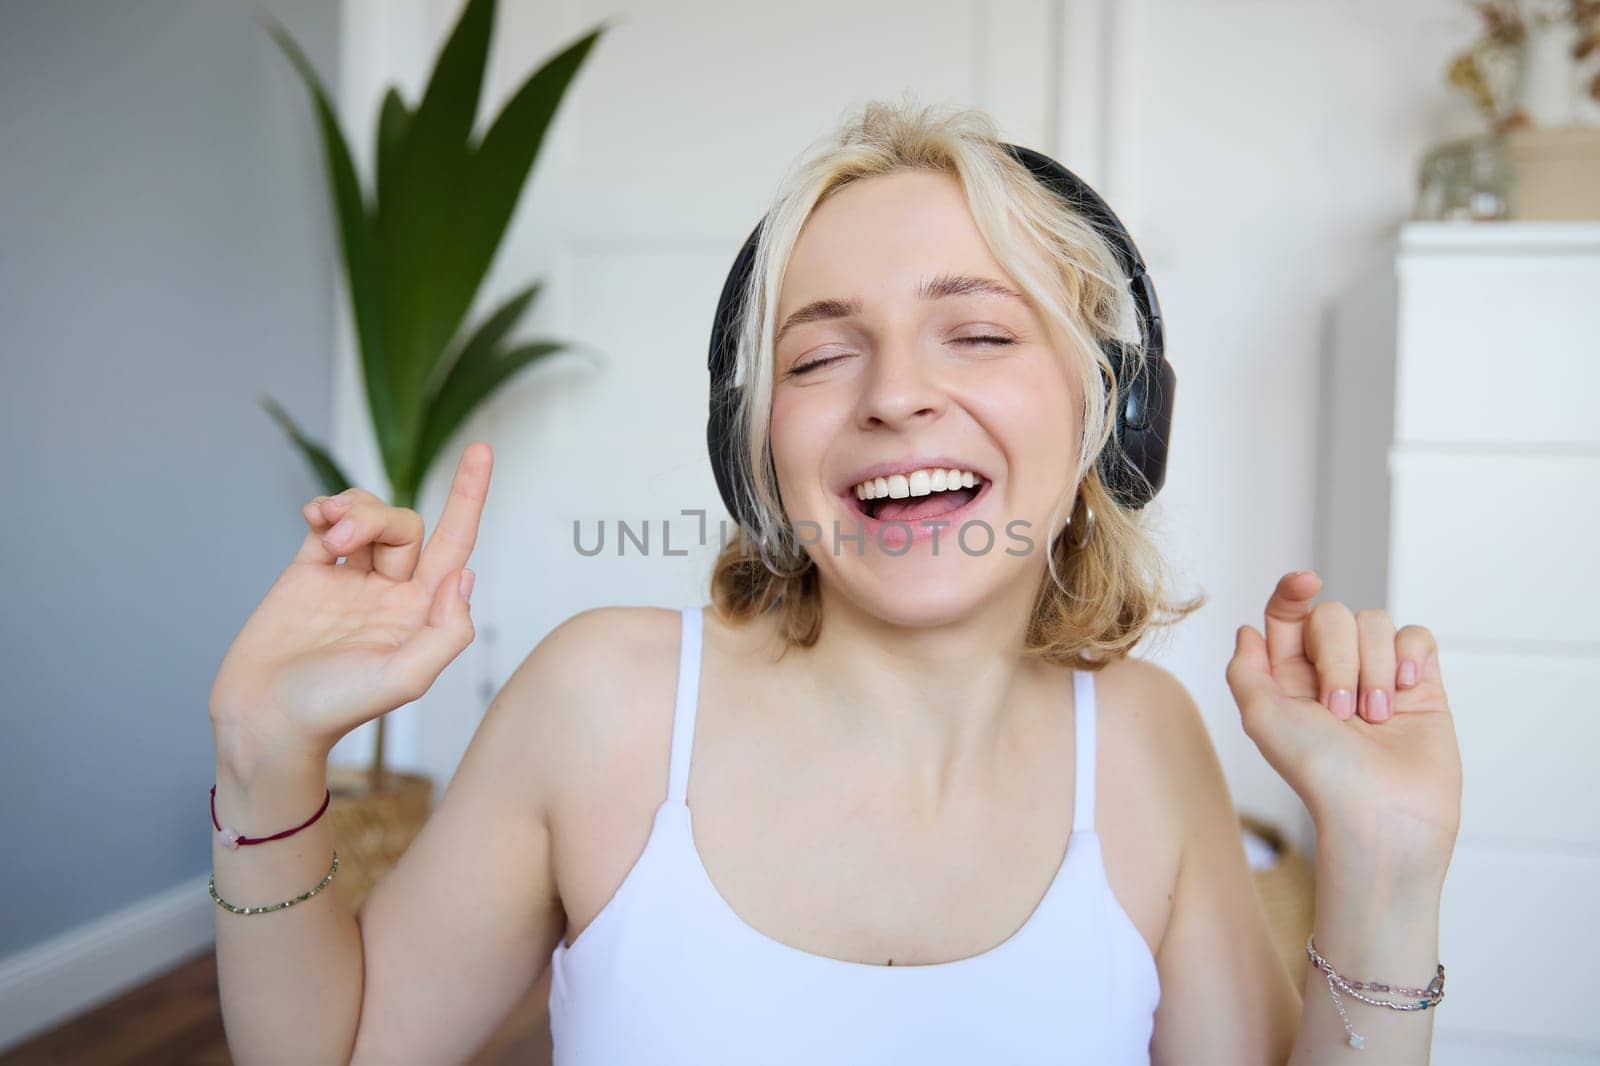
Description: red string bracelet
210,783,332,849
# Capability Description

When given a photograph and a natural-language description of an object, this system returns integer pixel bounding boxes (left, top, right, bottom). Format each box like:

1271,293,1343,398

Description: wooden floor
0,950,554,1065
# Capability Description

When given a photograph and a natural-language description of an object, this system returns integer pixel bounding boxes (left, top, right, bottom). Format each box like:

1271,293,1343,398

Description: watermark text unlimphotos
572,510,1038,558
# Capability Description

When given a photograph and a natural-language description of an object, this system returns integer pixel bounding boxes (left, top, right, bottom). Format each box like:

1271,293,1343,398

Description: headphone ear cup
1096,340,1175,511
706,222,767,532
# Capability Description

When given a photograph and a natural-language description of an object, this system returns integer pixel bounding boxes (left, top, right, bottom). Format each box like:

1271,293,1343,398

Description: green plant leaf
385,20,610,437
410,0,493,152
373,0,499,453
423,279,543,398
410,339,566,503
465,24,610,296
376,87,412,225
373,12,607,501
258,14,403,487
260,395,355,498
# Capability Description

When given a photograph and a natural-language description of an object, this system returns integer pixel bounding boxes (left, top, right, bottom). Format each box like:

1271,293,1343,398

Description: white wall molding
0,873,213,1055
1056,0,1111,185
1054,0,1146,233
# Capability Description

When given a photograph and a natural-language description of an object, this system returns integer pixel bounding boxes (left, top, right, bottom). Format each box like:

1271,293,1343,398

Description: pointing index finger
415,442,494,590
1264,569,1321,669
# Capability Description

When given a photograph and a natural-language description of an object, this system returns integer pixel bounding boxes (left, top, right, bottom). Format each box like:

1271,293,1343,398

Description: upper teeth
853,468,982,501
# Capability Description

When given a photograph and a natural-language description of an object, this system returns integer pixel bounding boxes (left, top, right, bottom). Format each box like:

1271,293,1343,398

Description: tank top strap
1072,668,1097,834
666,606,705,807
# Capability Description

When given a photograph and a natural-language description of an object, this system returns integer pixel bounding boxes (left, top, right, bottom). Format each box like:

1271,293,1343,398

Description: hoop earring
1064,498,1096,550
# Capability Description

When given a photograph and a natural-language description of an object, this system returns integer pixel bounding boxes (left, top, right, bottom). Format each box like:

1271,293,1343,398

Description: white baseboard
0,870,215,1055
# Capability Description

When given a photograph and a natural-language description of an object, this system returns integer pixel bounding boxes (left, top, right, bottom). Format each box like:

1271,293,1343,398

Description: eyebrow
774,273,1027,345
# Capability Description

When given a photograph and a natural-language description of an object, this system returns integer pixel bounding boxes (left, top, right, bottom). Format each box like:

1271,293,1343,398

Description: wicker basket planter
325,764,435,912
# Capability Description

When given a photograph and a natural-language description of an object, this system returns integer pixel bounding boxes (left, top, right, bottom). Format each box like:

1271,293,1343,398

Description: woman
208,100,1462,1064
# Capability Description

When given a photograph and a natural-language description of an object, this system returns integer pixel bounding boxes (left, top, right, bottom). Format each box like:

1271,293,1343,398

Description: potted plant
257,0,609,904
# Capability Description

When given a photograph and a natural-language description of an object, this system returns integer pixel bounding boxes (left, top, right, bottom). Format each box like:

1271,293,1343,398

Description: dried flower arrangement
1447,0,1600,130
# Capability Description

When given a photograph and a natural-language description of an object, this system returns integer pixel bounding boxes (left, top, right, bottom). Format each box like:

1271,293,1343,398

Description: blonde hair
709,94,1205,667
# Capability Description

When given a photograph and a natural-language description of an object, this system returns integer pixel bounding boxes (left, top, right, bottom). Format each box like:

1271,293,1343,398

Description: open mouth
844,468,992,529
855,482,983,522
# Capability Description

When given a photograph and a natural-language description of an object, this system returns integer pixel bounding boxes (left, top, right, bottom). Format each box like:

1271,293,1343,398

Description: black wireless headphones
706,143,1175,534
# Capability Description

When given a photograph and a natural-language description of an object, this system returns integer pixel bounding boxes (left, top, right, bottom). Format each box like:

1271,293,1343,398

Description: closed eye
786,336,1014,377
785,354,847,377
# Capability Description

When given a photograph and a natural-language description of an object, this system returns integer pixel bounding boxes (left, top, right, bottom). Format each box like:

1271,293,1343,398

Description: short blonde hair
709,95,1204,667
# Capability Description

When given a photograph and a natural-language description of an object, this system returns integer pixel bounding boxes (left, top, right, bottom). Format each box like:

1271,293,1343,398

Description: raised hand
209,442,494,774
1224,570,1463,881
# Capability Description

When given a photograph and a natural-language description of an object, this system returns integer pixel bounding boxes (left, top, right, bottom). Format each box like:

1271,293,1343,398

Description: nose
855,333,947,431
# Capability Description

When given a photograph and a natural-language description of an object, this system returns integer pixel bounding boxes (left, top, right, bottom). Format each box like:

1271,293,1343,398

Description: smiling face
768,167,1083,625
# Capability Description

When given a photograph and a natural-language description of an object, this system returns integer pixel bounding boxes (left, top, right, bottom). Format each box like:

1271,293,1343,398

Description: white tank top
546,606,1161,1064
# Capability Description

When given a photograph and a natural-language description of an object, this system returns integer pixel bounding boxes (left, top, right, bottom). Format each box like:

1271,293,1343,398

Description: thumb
429,567,475,628
1225,624,1276,728
378,569,476,708
1226,624,1330,794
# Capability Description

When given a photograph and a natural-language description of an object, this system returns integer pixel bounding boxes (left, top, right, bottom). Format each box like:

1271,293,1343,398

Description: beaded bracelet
209,850,340,916
1306,933,1446,1050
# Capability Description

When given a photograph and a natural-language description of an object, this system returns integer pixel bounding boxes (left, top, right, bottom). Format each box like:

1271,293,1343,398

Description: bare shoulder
495,605,692,831
1093,654,1219,803
344,605,686,1062
504,604,682,705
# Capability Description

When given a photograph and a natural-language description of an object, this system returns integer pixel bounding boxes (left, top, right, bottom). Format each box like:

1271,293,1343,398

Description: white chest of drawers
1321,222,1600,1065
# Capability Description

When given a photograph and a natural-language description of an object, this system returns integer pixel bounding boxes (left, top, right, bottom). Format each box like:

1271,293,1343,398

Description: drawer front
1438,842,1600,1047
1388,450,1600,645
1429,651,1600,1056
1449,649,1600,848
1395,251,1600,446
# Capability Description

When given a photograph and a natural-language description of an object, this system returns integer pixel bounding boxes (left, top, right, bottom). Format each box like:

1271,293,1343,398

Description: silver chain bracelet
1305,933,1446,1050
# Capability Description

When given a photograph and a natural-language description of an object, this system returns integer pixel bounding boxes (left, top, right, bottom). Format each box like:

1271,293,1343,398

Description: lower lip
837,480,995,553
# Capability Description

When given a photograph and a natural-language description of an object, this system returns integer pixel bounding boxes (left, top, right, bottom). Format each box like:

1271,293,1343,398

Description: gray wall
0,0,341,956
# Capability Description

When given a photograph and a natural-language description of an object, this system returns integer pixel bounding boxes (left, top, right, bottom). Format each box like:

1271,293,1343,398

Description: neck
786,566,1056,813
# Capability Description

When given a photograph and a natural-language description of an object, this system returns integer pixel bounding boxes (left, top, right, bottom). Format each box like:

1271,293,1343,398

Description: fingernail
1398,659,1417,686
1330,689,1355,718
327,518,353,543
460,569,475,602
1369,689,1390,722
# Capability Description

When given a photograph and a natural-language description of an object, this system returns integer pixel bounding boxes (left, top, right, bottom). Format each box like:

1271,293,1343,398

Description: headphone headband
706,143,1175,535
